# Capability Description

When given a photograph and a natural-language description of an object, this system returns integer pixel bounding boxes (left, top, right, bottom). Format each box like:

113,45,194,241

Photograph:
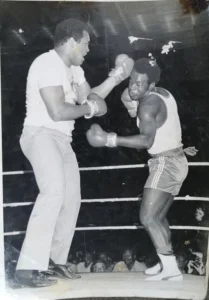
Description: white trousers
16,126,81,271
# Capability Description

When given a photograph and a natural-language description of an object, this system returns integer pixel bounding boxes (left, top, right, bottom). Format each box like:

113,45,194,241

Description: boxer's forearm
91,77,116,99
53,102,90,121
116,134,153,150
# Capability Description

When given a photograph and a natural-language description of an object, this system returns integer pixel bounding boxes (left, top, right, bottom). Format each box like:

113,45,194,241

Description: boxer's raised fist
109,54,134,85
86,124,108,147
84,93,107,119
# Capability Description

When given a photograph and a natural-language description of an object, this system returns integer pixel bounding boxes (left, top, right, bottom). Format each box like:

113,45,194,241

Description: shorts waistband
150,147,184,158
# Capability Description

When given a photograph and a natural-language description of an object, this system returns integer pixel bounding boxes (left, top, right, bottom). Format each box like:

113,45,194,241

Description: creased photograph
1,1,209,299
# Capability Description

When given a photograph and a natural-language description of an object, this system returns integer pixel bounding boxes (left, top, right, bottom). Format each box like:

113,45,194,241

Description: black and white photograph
1,0,209,299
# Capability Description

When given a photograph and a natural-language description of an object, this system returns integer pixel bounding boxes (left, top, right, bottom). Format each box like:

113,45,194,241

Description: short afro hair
54,18,89,47
133,58,161,84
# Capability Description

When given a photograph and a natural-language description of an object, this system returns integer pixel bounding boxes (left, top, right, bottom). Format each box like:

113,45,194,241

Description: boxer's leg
158,194,174,244
50,142,81,266
140,189,181,281
140,188,173,253
144,194,173,275
16,128,65,272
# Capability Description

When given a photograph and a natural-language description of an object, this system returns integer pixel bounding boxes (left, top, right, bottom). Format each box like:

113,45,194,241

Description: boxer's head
128,58,161,101
54,18,90,66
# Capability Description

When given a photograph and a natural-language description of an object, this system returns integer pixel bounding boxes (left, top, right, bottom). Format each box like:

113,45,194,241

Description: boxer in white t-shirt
15,18,134,288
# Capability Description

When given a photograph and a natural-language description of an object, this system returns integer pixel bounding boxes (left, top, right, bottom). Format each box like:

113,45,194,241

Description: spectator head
122,248,136,266
84,252,93,268
176,248,190,273
98,252,111,264
92,260,106,273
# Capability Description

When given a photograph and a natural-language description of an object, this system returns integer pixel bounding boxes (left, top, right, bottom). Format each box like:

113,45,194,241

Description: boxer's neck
54,47,72,68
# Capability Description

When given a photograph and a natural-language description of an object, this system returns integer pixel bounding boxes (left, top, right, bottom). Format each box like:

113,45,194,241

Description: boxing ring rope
4,226,209,237
3,196,209,208
3,162,209,299
3,161,209,175
3,162,209,236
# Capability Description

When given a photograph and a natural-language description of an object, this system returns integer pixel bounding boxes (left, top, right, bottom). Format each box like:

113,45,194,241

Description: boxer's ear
67,37,77,49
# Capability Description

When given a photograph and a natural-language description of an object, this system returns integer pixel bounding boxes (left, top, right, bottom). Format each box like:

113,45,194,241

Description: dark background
1,0,209,261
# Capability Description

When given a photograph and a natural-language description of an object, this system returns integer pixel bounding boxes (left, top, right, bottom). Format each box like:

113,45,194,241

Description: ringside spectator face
122,250,135,265
93,262,106,273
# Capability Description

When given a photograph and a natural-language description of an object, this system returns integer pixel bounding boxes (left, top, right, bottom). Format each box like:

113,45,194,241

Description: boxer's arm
77,77,117,103
116,101,158,149
78,54,134,101
40,86,91,121
91,76,117,99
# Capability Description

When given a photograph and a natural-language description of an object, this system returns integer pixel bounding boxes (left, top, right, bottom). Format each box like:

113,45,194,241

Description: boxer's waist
150,147,184,158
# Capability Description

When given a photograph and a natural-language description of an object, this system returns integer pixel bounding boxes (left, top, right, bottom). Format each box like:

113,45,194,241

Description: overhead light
135,15,147,32
42,26,53,40
11,30,27,45
18,28,24,33
88,23,99,38
104,19,118,35
164,16,173,32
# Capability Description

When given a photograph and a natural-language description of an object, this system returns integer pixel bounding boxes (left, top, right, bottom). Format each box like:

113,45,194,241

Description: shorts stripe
151,157,165,189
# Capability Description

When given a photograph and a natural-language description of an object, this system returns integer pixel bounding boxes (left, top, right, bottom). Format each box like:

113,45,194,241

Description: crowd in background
4,241,205,281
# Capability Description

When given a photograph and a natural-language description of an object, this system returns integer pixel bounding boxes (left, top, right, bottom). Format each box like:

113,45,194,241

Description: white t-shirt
24,49,86,136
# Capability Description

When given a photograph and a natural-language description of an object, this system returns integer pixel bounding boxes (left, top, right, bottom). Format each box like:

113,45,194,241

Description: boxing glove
84,93,107,119
86,124,117,147
121,88,138,118
109,54,134,85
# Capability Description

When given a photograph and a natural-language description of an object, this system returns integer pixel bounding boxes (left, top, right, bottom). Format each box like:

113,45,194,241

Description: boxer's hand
109,54,134,85
121,88,138,118
184,146,198,156
84,93,107,119
86,124,117,148
86,124,108,147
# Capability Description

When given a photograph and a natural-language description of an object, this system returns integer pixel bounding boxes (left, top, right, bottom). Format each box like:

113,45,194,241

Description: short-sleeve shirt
24,49,86,136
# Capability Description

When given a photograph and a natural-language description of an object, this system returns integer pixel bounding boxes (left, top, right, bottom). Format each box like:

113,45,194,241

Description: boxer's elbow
48,110,61,122
135,135,153,150
48,106,63,122
145,138,154,150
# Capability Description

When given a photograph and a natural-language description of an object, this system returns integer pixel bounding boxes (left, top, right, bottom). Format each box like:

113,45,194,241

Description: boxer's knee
41,180,65,199
139,209,156,228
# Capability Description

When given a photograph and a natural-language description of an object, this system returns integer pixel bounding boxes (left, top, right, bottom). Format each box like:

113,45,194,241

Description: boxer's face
128,70,151,101
70,30,90,66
